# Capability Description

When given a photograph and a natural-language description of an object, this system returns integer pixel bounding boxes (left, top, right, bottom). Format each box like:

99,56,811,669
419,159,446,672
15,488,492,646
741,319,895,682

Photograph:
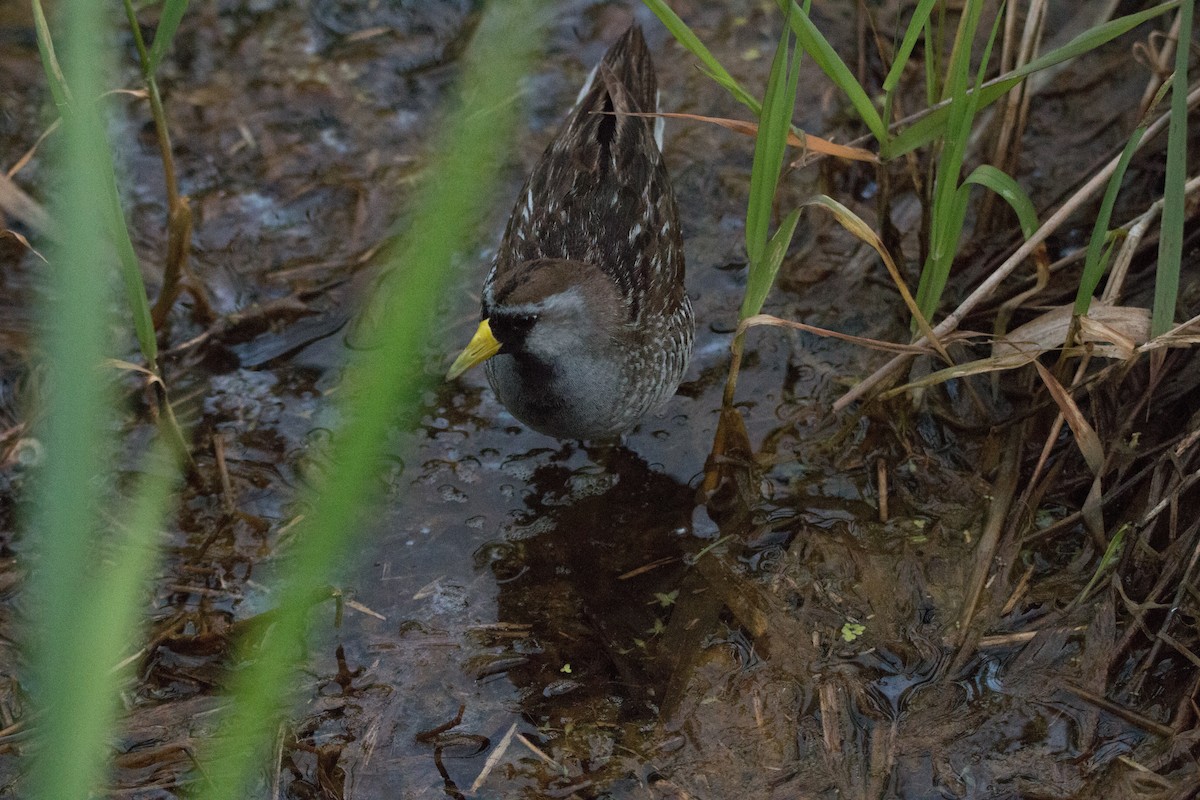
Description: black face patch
489,311,537,353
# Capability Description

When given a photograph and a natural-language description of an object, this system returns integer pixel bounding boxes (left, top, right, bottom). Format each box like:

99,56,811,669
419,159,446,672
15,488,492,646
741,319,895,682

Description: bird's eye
490,313,538,349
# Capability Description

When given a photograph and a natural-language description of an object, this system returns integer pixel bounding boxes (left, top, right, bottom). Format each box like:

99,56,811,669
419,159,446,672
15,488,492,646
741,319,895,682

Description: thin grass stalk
1153,0,1192,336
102,161,160,370
30,0,70,108
121,0,179,204
188,4,545,797
1073,84,1168,316
121,0,200,330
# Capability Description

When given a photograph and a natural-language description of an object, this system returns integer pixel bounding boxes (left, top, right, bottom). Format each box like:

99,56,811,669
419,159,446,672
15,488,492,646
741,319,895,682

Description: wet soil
1,1,1199,798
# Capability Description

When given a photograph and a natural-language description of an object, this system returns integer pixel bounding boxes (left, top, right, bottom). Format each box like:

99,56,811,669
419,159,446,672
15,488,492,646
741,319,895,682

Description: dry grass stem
982,0,1047,232
627,111,879,163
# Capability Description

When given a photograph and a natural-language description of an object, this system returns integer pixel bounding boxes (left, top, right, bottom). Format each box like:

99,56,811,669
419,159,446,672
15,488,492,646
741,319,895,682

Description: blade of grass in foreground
189,3,546,798
33,0,160,371
24,1,142,798
26,5,113,799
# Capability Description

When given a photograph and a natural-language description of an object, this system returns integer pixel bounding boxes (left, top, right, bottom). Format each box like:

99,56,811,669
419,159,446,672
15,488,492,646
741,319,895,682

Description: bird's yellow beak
446,319,501,379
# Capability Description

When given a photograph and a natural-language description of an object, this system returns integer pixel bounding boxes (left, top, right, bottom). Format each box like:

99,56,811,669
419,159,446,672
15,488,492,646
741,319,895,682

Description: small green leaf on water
560,663,571,674
841,622,866,642
654,590,679,607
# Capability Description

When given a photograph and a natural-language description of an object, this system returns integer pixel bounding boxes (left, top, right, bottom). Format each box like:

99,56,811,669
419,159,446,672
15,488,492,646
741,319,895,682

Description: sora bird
446,25,693,440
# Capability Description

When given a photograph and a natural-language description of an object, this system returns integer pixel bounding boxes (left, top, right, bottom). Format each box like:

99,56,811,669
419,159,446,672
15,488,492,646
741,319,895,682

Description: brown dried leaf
994,303,1150,360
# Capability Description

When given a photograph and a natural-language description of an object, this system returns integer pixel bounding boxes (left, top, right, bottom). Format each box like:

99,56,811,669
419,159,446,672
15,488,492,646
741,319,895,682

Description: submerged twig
952,423,1022,665
469,722,517,793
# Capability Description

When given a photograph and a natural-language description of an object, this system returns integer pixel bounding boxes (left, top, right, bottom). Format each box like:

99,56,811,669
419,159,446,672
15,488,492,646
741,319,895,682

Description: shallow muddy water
1,1,1196,798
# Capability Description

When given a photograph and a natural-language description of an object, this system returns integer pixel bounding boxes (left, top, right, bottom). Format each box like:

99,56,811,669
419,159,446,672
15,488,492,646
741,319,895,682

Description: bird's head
446,258,624,379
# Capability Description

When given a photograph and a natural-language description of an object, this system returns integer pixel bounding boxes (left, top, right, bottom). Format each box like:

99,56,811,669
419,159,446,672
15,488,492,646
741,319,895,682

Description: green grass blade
962,165,1039,239
742,209,802,319
34,0,159,369
1153,0,1192,336
745,18,799,270
1074,124,1148,315
189,4,545,798
883,0,938,93
777,0,888,145
888,1,1180,157
147,0,189,73
25,2,119,798
77,433,180,729
914,0,989,323
642,0,762,115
